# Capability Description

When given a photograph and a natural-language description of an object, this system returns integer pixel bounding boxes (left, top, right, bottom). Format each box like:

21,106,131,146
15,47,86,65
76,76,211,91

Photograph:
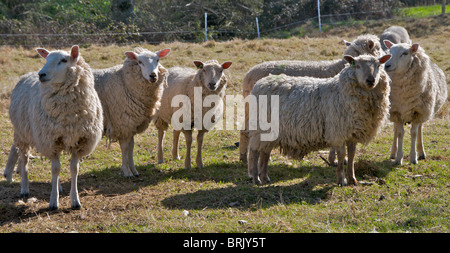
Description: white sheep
247,54,392,186
380,26,411,52
3,46,103,210
154,60,232,169
93,47,170,177
239,34,384,163
383,40,447,165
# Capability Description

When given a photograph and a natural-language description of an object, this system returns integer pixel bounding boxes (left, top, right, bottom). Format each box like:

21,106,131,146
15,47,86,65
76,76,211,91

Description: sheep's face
193,61,232,91
383,40,419,74
36,45,79,85
344,54,391,90
125,48,170,83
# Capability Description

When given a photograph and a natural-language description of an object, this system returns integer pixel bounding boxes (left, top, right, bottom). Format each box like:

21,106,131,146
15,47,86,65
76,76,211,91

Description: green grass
401,4,449,18
0,15,449,233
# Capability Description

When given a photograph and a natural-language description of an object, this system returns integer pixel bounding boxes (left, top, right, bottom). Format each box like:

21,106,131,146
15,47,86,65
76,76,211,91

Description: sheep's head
344,54,391,90
343,34,384,58
125,48,170,83
36,45,80,85
383,40,420,74
193,60,232,91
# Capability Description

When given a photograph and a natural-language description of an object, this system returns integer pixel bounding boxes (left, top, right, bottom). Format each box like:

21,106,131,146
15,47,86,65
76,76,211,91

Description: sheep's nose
149,72,157,82
38,73,47,81
367,76,375,86
208,83,216,89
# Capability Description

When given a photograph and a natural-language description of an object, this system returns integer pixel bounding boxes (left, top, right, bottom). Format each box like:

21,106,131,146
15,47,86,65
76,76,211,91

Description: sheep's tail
153,116,169,131
3,144,19,181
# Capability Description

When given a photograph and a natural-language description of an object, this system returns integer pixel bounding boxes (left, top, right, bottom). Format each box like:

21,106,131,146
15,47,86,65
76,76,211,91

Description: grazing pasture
0,15,449,233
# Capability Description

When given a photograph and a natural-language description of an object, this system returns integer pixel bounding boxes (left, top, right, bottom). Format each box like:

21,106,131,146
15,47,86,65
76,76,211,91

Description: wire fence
0,9,405,48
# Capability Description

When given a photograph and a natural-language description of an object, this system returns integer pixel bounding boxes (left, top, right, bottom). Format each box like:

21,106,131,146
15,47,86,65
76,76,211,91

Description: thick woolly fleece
248,55,391,160
9,56,103,159
388,47,447,125
93,51,168,143
154,60,228,131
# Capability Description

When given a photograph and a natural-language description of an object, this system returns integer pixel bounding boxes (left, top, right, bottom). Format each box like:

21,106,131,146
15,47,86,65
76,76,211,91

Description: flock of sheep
2,25,448,210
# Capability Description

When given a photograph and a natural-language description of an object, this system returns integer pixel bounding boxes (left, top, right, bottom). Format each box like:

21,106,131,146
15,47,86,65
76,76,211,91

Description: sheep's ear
378,54,391,64
157,49,171,58
411,43,419,54
343,55,355,66
344,40,352,47
193,61,204,69
125,51,138,61
70,45,79,63
221,61,232,70
383,40,394,49
36,48,50,59
368,40,374,50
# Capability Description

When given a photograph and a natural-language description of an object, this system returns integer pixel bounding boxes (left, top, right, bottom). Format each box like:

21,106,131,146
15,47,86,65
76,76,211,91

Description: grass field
401,4,449,18
0,15,449,233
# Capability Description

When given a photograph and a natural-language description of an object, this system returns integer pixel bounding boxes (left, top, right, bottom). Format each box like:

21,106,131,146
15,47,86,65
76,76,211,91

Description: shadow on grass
0,154,399,224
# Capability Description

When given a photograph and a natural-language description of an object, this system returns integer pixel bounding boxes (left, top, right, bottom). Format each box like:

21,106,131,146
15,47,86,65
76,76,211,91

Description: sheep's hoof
49,204,58,211
239,154,248,163
389,155,396,159
252,177,262,186
261,177,271,185
20,192,29,199
410,159,418,165
348,178,358,186
71,203,82,210
157,159,165,164
418,155,426,160
337,179,348,187
172,156,180,161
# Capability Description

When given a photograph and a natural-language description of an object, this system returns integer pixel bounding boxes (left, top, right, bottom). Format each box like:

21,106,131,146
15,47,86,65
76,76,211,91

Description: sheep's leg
346,141,358,185
70,154,81,210
390,122,400,159
196,130,206,169
409,123,420,164
239,131,249,163
248,147,260,185
183,130,193,169
127,136,139,176
4,144,18,182
417,123,426,160
19,150,30,198
49,156,61,210
157,128,165,163
394,123,404,166
336,145,347,186
258,150,272,184
119,137,133,177
172,130,181,160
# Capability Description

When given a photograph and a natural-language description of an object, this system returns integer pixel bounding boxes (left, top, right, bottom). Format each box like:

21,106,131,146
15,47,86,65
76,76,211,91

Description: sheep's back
243,60,344,97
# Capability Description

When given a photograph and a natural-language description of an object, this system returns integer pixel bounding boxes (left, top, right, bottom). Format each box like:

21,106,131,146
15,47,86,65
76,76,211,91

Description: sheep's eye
156,59,159,63
401,52,408,56
60,59,67,64
138,60,142,64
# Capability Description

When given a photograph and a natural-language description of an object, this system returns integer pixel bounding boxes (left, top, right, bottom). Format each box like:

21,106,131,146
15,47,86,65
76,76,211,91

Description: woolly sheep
383,40,447,165
154,60,232,169
380,26,411,52
247,54,392,186
3,46,103,210
93,47,170,177
239,34,384,163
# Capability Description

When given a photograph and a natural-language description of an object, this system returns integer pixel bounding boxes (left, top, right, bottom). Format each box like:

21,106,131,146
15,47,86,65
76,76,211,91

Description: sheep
247,54,392,186
239,34,384,163
3,45,103,210
154,60,232,169
93,47,170,177
380,26,411,52
383,40,447,165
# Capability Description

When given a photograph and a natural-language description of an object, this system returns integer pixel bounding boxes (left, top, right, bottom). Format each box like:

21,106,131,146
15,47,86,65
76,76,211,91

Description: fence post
442,0,446,15
256,17,260,40
317,0,322,32
205,12,208,42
